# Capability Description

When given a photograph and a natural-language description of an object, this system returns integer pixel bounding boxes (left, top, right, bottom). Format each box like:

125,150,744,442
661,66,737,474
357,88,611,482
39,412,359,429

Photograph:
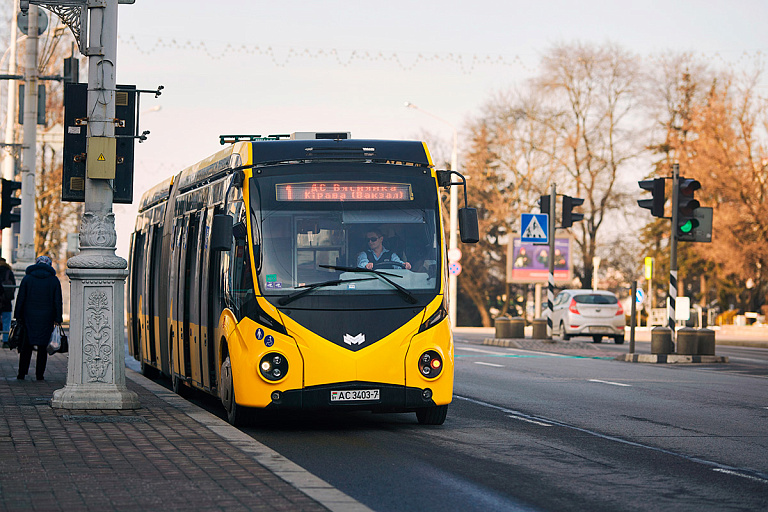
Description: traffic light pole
546,183,556,337
2,1,20,260
23,0,140,410
668,163,680,343
17,6,38,269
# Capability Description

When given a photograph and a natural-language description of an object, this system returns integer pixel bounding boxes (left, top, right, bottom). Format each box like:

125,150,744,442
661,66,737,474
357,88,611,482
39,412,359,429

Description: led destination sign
276,182,413,202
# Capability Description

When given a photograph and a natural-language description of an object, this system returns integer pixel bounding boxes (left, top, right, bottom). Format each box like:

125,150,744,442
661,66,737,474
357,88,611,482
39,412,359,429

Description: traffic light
638,178,665,217
539,195,550,214
676,178,701,241
0,178,21,229
561,195,584,228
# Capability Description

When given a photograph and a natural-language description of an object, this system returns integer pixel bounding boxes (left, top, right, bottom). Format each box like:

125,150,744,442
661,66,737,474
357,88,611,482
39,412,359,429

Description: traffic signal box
676,178,701,241
561,195,584,228
0,178,21,229
538,194,584,228
62,83,136,203
638,178,665,218
538,195,550,215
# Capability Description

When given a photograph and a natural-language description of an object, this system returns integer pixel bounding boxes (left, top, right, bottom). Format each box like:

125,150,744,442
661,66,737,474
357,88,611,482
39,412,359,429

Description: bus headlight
418,350,443,379
259,352,288,381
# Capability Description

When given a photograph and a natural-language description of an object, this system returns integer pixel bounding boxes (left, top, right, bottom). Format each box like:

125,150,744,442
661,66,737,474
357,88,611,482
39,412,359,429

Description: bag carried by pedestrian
47,325,61,354
58,325,68,354
8,319,23,351
47,324,68,355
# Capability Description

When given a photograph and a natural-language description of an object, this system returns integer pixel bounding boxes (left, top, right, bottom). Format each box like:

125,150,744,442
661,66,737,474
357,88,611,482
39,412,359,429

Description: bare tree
457,90,558,325
531,42,644,288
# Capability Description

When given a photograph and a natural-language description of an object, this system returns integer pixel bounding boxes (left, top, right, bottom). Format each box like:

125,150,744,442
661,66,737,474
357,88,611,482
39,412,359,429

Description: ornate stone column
52,212,138,409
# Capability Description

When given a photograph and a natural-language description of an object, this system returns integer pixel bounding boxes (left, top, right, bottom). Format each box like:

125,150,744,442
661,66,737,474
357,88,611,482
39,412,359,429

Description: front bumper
264,381,437,412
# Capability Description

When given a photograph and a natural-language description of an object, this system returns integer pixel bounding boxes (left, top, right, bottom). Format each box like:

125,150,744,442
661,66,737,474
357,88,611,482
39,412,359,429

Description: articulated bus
128,133,478,426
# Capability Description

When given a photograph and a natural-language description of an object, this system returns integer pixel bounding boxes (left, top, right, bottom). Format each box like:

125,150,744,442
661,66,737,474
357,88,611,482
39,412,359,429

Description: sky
24,0,768,258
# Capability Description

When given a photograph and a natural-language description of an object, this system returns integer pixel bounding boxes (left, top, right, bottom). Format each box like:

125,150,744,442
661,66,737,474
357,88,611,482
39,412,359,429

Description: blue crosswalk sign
521,213,548,243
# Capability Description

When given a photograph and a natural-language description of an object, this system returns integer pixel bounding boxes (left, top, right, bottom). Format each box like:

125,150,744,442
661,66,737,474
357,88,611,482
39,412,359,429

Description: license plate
330,389,380,402
589,326,608,333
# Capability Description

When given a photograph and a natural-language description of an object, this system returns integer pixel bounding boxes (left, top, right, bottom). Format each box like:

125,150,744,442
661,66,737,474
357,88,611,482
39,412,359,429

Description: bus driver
357,229,411,270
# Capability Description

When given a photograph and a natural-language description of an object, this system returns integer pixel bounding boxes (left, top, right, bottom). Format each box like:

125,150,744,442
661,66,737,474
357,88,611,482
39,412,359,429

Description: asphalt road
127,336,768,511
243,339,768,512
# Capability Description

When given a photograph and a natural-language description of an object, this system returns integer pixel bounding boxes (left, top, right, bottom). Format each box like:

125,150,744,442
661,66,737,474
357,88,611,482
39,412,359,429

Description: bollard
509,317,525,339
495,316,512,339
697,328,716,355
651,327,674,354
532,318,548,339
676,327,699,355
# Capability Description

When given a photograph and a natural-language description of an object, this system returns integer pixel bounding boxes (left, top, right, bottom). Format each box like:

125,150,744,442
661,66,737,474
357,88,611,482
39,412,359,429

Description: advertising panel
507,237,572,284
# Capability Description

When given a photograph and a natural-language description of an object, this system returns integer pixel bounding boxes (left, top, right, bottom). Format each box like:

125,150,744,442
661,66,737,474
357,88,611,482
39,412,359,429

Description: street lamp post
404,102,459,327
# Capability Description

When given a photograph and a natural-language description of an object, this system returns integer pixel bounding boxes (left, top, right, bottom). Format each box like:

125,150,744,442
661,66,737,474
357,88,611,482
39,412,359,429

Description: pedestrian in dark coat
16,255,63,381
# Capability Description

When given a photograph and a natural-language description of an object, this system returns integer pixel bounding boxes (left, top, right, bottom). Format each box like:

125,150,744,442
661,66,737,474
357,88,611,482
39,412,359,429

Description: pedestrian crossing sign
521,213,548,243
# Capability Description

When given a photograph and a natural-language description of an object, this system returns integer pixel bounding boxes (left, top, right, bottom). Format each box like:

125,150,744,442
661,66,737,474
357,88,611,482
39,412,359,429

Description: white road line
474,361,504,368
508,415,553,427
588,379,631,387
712,468,768,484
457,395,768,485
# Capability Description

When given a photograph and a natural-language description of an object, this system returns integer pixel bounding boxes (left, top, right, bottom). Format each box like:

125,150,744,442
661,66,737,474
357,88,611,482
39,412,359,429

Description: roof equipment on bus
219,132,350,145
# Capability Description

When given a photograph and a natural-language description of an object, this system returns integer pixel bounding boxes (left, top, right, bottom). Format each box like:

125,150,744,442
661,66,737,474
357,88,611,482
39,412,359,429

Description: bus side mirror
211,214,233,251
459,207,479,243
232,222,247,240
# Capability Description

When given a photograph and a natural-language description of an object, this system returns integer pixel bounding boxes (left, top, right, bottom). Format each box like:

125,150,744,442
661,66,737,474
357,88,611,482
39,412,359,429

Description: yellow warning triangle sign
97,153,106,161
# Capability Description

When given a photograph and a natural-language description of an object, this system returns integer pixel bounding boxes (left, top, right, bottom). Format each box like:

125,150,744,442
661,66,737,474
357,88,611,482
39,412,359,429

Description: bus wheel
140,361,158,379
172,373,187,397
220,355,246,427
416,405,448,425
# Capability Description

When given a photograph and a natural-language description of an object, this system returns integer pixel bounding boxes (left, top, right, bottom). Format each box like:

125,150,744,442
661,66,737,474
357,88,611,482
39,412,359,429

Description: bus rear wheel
220,355,249,427
416,405,448,425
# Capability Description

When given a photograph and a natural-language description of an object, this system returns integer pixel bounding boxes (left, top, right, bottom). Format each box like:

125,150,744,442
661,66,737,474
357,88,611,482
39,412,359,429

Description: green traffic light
679,219,699,233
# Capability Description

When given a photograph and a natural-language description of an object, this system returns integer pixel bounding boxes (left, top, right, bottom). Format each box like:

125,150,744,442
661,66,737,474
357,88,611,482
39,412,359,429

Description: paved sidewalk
0,346,369,512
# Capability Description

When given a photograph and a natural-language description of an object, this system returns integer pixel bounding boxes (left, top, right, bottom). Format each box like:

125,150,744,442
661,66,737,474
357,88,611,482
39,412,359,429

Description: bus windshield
252,172,441,303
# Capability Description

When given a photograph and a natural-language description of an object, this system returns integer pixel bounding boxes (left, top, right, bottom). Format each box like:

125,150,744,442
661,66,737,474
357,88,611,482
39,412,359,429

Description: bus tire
172,373,187,397
220,355,248,427
416,405,448,425
141,361,158,379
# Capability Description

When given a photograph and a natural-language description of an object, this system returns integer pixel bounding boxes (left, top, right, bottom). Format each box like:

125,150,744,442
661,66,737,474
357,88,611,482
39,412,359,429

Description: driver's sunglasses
367,236,380,242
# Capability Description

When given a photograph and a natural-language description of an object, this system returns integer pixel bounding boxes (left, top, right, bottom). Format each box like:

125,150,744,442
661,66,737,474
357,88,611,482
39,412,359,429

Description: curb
125,369,373,512
615,354,729,364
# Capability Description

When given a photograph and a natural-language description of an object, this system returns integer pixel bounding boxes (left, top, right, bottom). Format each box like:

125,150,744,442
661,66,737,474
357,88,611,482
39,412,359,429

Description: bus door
198,207,214,390
145,224,160,368
154,222,170,375
169,217,185,379
186,210,204,388
177,213,196,385
128,231,142,359
137,230,152,365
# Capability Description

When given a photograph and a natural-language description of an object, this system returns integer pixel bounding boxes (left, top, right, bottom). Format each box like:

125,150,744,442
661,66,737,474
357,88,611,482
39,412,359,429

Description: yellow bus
128,133,478,426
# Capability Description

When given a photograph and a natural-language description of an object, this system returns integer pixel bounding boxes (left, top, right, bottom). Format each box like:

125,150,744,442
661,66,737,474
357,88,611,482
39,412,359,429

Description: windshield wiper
319,265,418,304
277,277,376,306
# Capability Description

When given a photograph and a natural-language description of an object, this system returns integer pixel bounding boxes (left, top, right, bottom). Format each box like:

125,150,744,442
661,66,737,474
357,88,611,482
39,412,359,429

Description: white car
551,289,625,344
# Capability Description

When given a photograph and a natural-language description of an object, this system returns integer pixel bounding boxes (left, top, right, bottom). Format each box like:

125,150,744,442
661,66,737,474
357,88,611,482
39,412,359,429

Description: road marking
456,395,768,484
712,468,768,484
474,361,504,368
508,415,552,427
588,379,631,387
